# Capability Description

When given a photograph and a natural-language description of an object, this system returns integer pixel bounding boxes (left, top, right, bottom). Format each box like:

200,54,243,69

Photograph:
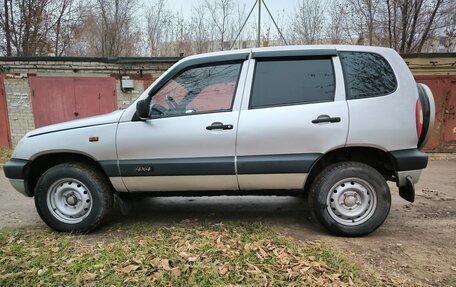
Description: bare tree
382,0,446,53
346,0,381,46
1,0,51,56
327,0,346,44
3,0,12,55
291,0,326,45
204,0,233,50
190,1,209,54
66,0,141,57
97,0,139,56
174,12,192,56
0,0,78,56
441,0,456,52
51,0,78,56
145,0,167,56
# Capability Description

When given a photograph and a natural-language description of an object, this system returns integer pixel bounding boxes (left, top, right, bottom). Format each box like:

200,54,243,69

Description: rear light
416,99,423,138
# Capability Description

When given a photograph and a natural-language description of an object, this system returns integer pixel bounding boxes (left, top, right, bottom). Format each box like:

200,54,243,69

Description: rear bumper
397,169,422,186
389,148,427,187
389,149,427,203
389,149,428,171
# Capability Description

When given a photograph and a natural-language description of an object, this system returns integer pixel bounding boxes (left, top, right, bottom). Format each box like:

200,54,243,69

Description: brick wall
0,57,178,146
116,80,146,109
4,78,34,145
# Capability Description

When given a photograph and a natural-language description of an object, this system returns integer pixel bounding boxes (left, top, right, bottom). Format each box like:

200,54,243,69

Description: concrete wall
402,53,456,76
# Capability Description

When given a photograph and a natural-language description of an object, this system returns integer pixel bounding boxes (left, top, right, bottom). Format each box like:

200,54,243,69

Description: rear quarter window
340,51,397,100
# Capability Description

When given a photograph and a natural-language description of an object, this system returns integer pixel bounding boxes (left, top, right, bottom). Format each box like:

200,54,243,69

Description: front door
116,62,246,192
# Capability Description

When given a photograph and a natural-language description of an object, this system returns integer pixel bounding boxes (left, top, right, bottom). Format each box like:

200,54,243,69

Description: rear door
236,51,349,190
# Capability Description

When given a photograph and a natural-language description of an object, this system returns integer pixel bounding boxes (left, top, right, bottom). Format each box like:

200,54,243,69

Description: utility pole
257,0,261,47
230,0,288,50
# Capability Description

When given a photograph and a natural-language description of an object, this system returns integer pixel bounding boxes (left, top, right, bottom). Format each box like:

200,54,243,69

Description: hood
26,110,125,137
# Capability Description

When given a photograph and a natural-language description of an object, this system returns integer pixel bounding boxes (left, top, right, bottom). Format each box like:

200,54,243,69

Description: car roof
183,45,396,61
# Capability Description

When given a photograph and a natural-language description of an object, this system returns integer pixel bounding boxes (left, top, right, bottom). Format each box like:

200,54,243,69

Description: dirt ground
1,160,455,286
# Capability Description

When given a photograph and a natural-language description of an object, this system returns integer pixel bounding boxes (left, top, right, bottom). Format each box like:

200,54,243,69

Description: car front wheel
34,162,113,233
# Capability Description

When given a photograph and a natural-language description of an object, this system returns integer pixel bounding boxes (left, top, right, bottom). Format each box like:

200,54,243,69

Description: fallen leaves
160,259,172,271
0,222,374,286
118,264,140,274
218,263,230,276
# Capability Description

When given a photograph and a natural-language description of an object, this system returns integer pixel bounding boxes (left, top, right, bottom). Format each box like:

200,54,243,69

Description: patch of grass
0,222,379,286
0,147,12,164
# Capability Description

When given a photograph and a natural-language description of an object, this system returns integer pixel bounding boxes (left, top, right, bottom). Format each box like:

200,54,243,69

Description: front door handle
206,122,233,130
312,115,341,124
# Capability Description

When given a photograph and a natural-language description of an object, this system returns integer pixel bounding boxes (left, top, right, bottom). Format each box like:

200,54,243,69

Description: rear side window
340,51,397,99
249,59,335,109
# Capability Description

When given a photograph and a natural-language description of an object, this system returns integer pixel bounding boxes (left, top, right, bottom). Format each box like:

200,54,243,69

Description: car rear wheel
309,161,391,236
35,162,113,233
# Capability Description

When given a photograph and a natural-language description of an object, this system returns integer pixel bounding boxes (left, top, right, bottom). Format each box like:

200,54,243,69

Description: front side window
149,63,241,117
249,59,335,109
340,51,397,99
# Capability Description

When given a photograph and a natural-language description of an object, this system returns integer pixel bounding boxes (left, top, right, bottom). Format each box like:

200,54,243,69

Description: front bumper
9,179,28,196
3,158,29,179
3,159,32,197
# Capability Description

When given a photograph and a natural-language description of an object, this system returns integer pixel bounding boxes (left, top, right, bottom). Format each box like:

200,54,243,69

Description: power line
230,0,288,50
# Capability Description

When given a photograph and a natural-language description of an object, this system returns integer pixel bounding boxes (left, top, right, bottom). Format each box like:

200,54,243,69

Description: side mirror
136,99,150,120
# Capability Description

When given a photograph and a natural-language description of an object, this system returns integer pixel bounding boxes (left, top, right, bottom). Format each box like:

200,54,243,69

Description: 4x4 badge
135,166,152,173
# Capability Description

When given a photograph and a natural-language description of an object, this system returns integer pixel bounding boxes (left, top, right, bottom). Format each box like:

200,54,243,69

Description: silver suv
3,45,435,236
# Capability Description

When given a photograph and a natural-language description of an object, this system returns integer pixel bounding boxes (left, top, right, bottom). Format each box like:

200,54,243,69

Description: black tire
34,162,113,233
308,161,391,237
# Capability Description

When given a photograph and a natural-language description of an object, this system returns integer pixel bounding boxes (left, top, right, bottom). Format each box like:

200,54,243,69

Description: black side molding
389,149,428,171
237,153,321,174
3,159,29,180
102,153,322,177
101,157,235,177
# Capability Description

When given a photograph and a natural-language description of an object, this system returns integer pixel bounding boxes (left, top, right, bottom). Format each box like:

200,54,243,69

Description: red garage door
415,75,456,152
0,77,11,147
30,77,116,128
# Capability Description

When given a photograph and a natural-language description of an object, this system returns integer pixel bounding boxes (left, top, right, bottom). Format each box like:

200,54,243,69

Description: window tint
150,63,241,117
340,51,397,99
250,59,335,109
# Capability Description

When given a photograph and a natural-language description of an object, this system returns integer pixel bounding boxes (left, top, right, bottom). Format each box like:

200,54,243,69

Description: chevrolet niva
3,45,435,236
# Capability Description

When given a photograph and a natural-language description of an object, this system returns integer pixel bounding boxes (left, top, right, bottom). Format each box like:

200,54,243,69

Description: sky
163,0,298,22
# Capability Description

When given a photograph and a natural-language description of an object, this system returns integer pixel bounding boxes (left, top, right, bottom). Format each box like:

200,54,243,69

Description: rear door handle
206,122,233,130
312,115,341,124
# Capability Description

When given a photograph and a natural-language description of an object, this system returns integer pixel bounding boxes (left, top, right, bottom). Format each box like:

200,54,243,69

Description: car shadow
104,195,324,235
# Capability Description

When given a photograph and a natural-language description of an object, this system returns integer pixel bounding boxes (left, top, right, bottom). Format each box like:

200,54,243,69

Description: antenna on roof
230,0,288,50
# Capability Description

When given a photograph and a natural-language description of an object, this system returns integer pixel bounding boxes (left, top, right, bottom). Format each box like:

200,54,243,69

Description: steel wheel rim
46,178,93,224
326,177,377,226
